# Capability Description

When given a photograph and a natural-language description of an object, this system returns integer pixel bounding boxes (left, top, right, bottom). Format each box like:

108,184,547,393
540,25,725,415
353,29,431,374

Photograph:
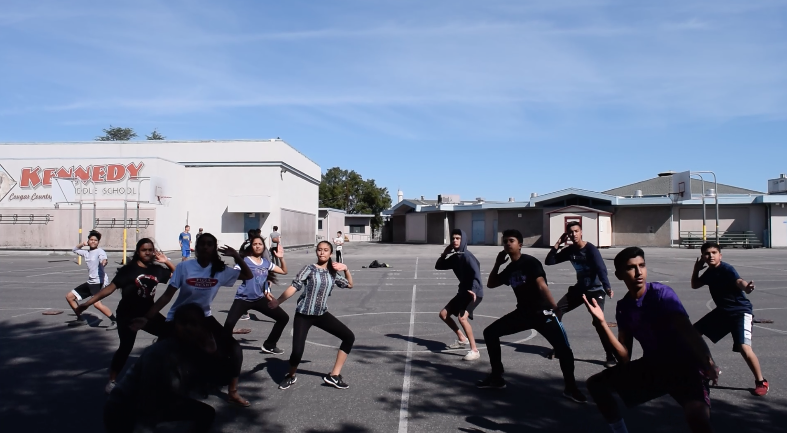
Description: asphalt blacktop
1,243,785,432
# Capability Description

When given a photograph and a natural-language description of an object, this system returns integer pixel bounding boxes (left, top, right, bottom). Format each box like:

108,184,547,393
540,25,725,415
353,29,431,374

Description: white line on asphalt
27,269,84,277
398,257,418,433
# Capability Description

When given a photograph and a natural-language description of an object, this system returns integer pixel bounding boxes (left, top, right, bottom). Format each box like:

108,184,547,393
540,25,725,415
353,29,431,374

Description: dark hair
131,237,155,264
566,221,581,231
172,302,206,327
337,231,342,235
247,229,255,238
502,229,523,244
451,229,462,237
614,247,645,272
88,230,102,242
185,225,190,229
197,233,226,278
273,226,279,231
701,242,721,253
317,240,337,278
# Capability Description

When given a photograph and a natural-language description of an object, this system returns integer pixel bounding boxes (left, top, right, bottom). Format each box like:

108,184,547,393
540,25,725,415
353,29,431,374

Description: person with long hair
104,303,217,433
268,241,355,390
224,234,289,354
131,233,253,407
66,230,117,329
76,238,175,394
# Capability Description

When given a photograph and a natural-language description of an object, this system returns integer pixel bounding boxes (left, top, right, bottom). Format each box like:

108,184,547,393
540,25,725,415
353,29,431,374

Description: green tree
95,125,137,141
319,167,392,236
145,129,165,140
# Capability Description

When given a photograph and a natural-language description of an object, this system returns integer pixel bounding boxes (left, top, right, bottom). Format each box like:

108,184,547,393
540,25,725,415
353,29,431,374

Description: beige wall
612,206,671,247
0,207,156,250
484,210,498,245
549,211,598,245
405,213,427,243
454,212,472,240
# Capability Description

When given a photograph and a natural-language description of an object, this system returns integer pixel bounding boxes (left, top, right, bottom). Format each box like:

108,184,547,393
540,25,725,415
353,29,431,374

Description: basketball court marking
398,258,418,433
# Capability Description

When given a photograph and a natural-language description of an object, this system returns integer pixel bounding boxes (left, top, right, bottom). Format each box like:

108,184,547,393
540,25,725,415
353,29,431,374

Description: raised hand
274,243,284,258
332,262,348,272
582,294,606,325
219,245,240,260
693,257,706,273
494,250,509,266
154,251,168,263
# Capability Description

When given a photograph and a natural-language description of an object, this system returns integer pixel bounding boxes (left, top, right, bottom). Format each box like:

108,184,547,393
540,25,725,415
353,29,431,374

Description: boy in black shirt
477,229,586,403
691,241,768,396
77,238,175,393
546,221,616,367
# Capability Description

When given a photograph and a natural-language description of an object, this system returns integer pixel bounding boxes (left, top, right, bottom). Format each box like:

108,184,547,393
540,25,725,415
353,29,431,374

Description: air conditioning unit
768,174,787,194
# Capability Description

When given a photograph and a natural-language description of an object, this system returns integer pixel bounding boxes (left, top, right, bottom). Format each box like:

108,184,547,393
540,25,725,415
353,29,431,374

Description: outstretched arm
268,286,297,309
76,283,118,313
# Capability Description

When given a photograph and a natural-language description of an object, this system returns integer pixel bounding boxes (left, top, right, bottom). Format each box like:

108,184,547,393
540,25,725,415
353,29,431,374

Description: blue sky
1,0,786,201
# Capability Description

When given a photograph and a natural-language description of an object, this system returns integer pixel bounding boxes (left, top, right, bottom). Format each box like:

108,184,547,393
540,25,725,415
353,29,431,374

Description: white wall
771,205,787,247
548,211,598,245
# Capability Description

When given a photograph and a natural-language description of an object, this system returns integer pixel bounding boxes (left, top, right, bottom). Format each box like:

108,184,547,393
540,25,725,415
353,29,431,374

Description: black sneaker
278,374,297,390
261,345,285,355
323,374,349,389
547,349,559,360
563,388,587,404
604,355,617,368
476,375,506,389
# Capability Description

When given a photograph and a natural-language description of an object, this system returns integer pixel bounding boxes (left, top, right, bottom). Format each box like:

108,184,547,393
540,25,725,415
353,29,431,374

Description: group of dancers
63,222,768,433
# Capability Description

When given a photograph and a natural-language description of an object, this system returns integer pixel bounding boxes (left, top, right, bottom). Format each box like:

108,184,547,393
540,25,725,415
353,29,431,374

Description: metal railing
94,217,154,229
679,231,763,249
0,214,54,225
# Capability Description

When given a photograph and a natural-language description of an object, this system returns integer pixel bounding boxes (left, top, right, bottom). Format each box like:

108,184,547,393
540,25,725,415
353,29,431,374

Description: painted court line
398,257,418,433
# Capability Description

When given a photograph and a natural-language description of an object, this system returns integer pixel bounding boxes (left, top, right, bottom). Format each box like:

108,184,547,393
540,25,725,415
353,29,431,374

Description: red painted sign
20,162,145,188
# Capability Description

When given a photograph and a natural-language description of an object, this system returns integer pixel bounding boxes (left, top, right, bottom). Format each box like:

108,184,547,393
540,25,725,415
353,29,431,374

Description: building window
318,220,323,230
349,225,365,234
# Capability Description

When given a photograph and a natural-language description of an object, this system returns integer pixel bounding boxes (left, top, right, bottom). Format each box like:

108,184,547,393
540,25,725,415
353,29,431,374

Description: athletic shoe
68,318,88,327
240,314,250,321
563,388,588,404
261,345,285,355
547,349,560,360
476,375,506,389
323,374,349,389
604,355,617,368
463,350,481,361
447,339,470,349
106,321,118,331
278,374,297,390
105,380,116,394
754,379,769,396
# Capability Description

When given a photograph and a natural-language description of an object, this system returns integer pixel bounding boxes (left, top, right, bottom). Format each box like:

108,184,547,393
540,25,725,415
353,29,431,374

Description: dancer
545,221,617,367
435,229,483,361
76,238,175,393
131,233,253,407
65,230,117,329
691,241,768,396
585,247,719,433
477,230,586,403
224,235,289,354
179,225,192,261
268,241,354,390
334,231,344,263
104,303,217,433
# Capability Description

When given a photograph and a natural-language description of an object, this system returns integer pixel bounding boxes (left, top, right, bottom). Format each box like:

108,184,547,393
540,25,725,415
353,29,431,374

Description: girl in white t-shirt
224,235,289,354
131,233,253,407
333,231,344,263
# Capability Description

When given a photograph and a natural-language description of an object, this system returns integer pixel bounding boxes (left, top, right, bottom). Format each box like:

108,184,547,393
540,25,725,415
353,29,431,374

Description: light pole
692,171,720,244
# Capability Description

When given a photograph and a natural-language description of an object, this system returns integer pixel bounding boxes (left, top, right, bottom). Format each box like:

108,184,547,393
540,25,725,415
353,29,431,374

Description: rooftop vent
634,190,643,197
508,197,515,202
530,192,538,198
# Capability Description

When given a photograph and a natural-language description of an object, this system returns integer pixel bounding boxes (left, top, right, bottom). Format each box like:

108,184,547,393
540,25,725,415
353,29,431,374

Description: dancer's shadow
463,415,521,433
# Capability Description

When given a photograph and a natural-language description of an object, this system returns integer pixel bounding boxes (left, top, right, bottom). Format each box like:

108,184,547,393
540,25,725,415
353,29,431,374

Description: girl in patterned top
268,241,354,390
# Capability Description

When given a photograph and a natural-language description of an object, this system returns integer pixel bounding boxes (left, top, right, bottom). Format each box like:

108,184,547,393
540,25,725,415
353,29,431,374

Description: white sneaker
447,339,470,349
463,350,480,361
240,314,250,321
105,380,117,394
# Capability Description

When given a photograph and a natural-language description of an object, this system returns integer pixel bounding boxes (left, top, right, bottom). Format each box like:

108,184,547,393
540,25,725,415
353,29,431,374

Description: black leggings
290,312,355,367
336,250,343,263
224,298,290,349
483,308,577,389
111,312,168,374
556,289,614,357
104,396,215,433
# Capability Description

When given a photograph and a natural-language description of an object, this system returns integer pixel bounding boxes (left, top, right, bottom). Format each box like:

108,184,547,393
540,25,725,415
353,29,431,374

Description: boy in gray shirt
65,230,117,329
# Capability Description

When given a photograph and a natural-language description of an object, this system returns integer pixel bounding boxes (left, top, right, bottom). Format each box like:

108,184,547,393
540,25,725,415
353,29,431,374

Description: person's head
273,226,279,232
87,230,102,249
184,225,190,233
337,231,342,237
450,229,462,250
131,238,156,265
316,240,337,277
614,247,647,291
195,233,226,277
198,228,203,233
172,303,211,348
247,229,256,239
248,235,266,257
701,242,722,267
566,221,582,243
254,229,262,237
501,229,523,254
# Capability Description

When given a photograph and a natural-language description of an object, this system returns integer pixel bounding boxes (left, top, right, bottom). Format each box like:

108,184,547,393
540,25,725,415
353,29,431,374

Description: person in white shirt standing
65,230,117,329
269,226,281,267
334,231,345,263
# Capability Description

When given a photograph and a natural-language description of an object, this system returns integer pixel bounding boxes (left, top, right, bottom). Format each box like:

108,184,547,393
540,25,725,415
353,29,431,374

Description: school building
385,174,787,248
0,140,321,251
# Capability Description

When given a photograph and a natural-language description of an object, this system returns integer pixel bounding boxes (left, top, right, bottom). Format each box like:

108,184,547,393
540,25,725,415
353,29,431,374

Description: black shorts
694,309,752,352
444,292,482,320
599,357,711,408
71,282,102,301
